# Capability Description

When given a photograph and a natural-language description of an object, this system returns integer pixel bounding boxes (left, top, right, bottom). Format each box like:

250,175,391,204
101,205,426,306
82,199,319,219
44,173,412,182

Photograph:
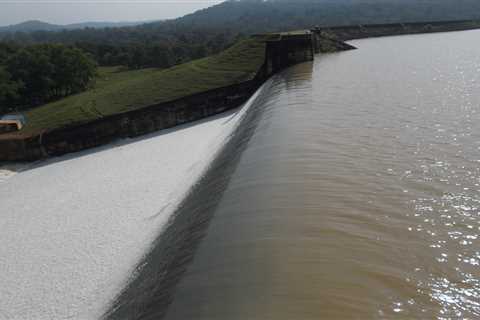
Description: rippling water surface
162,30,480,319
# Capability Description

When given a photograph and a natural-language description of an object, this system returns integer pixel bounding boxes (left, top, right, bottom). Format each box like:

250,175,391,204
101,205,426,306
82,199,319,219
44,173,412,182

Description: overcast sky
0,0,225,26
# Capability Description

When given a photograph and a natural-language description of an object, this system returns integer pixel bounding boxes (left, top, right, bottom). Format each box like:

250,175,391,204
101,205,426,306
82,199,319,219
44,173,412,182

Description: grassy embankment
19,34,275,136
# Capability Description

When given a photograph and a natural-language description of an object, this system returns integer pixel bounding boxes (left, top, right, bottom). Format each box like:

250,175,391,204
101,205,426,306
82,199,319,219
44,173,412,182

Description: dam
2,19,479,162
107,29,480,319
1,29,480,319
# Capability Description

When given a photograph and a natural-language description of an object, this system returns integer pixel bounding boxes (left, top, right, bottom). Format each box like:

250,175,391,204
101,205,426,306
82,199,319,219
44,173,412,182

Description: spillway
108,30,480,320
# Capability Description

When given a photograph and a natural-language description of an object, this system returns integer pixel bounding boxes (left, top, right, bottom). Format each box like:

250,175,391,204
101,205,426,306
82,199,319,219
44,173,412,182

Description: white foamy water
0,94,256,319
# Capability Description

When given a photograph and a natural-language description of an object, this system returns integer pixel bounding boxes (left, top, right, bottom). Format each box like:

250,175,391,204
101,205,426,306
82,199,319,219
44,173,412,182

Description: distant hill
0,20,154,33
4,0,480,37
171,0,480,33
3,0,480,39
0,21,60,33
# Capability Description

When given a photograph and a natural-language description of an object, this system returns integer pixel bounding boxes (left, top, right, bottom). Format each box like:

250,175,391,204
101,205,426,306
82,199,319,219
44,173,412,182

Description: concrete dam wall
0,80,260,161
0,32,318,162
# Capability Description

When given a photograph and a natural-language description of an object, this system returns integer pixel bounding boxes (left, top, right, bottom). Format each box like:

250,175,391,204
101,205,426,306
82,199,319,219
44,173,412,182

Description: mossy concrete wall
0,80,260,161
0,32,319,162
264,33,315,76
311,29,357,53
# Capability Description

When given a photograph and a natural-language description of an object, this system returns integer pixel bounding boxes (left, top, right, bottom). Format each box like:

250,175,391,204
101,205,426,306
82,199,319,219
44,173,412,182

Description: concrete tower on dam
262,31,315,77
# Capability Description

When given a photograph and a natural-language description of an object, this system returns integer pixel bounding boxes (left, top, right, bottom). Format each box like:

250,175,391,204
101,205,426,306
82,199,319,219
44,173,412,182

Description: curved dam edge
0,106,260,320
102,75,277,320
101,22,480,319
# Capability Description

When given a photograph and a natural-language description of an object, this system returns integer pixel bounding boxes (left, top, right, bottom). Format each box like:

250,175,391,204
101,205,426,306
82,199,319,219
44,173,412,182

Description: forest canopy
0,43,96,114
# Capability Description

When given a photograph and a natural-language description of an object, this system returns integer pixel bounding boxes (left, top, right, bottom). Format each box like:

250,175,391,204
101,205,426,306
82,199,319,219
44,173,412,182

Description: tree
4,43,97,109
148,44,173,68
50,45,97,96
6,47,54,106
0,68,21,115
127,46,147,69
0,42,18,64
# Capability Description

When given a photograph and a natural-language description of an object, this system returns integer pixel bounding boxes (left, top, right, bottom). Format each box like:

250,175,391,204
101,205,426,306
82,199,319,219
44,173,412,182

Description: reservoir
163,30,480,319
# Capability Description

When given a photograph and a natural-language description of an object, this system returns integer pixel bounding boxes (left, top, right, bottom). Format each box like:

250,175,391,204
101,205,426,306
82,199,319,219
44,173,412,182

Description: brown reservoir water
158,30,480,319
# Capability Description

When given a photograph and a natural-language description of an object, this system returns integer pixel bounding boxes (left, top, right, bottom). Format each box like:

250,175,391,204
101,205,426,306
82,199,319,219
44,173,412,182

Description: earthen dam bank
1,19,480,161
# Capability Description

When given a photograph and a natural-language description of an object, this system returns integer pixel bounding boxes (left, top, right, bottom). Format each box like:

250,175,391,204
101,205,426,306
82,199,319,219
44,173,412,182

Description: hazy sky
0,0,225,26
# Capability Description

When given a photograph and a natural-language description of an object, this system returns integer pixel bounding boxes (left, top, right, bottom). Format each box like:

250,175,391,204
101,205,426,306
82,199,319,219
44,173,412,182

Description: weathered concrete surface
263,31,315,76
0,81,260,161
311,28,357,53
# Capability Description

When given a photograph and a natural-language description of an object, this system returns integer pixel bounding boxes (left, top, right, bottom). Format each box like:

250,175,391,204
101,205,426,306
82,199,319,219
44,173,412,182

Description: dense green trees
0,43,19,64
0,67,21,114
0,44,96,114
0,27,239,70
71,32,237,69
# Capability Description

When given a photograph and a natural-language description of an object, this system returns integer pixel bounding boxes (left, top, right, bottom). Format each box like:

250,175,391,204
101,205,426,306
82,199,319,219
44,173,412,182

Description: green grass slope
20,35,272,135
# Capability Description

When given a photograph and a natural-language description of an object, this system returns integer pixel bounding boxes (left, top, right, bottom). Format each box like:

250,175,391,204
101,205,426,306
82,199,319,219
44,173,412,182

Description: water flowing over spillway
0,104,254,319
161,30,480,319
2,30,480,320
